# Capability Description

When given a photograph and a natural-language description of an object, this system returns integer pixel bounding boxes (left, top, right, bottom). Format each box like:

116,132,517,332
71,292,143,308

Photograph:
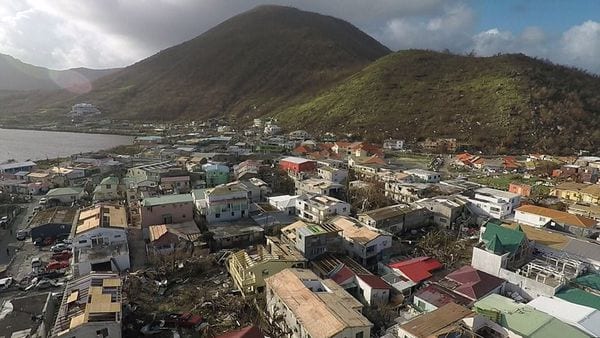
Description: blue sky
0,0,599,73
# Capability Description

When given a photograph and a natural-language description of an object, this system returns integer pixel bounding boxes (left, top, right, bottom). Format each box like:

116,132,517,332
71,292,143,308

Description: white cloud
560,21,600,72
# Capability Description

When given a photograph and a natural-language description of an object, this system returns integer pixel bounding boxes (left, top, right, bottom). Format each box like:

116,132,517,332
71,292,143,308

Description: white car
39,197,48,205
51,243,71,252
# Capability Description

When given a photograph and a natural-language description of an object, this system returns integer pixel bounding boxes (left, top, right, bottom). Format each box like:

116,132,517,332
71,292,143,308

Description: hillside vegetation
275,50,600,153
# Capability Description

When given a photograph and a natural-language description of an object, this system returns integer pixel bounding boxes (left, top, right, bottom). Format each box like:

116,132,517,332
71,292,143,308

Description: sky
1,0,599,73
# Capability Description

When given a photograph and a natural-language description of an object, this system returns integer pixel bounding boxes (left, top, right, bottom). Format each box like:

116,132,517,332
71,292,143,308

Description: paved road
0,199,36,265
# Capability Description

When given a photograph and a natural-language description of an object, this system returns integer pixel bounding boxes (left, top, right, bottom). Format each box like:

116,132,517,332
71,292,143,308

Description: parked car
0,216,8,227
164,313,204,329
31,257,42,270
46,260,69,271
39,198,48,205
51,251,73,261
16,229,28,241
0,277,13,290
51,243,71,252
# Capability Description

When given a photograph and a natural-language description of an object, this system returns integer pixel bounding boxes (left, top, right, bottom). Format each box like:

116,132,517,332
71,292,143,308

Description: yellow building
552,182,600,205
227,237,306,297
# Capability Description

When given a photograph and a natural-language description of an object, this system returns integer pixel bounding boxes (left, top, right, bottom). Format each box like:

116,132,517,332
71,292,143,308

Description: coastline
0,125,140,137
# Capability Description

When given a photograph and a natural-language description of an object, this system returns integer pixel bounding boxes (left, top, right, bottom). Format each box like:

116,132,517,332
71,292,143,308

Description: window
105,184,112,189
231,212,235,216
96,328,109,337
356,333,364,338
215,213,220,219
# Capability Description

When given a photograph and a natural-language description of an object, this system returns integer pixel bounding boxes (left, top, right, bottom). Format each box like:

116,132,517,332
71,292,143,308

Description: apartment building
296,194,350,224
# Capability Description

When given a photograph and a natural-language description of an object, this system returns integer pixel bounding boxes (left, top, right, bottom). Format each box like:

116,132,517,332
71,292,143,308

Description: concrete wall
356,277,389,306
514,210,547,227
140,202,194,227
74,228,127,248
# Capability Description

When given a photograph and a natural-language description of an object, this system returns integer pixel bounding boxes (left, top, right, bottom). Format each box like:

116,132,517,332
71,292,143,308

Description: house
415,195,468,228
295,178,344,197
439,265,506,301
388,257,443,284
317,166,348,184
134,135,164,144
528,296,600,337
139,194,194,227
412,283,472,312
126,161,181,184
71,205,130,276
515,204,598,237
329,216,392,267
267,195,298,215
265,268,372,338
45,187,86,205
147,221,201,255
357,204,432,234
568,202,600,221
552,182,600,205
193,184,249,224
354,274,391,306
0,160,36,174
473,294,590,338
233,160,262,180
383,139,404,150
279,157,317,174
208,221,264,250
0,293,54,338
280,220,342,259
385,182,432,203
227,239,306,297
93,176,121,202
238,178,271,203
472,221,530,274
465,187,521,219
396,303,478,338
159,175,191,194
296,194,350,224
403,169,441,183
30,207,77,243
509,182,532,197
51,273,122,338
420,138,457,153
202,163,230,187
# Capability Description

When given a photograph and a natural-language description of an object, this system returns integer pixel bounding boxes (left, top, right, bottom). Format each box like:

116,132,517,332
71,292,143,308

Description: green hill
274,50,600,153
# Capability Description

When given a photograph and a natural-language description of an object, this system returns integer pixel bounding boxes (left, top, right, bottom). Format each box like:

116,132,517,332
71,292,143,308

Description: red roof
444,266,505,300
331,266,355,285
389,257,443,283
293,145,311,155
215,326,264,338
357,274,391,289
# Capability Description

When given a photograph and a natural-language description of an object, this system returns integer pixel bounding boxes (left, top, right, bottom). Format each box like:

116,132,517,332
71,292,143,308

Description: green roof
100,176,120,185
142,194,193,207
46,187,84,197
573,274,600,292
474,294,589,338
482,222,526,254
556,288,600,311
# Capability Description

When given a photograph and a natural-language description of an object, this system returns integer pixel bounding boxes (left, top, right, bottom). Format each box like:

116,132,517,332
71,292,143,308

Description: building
0,160,36,174
202,163,230,187
329,216,392,267
404,169,441,183
265,268,372,338
72,205,130,276
227,239,306,297
139,194,194,227
383,139,404,150
465,187,521,219
233,160,262,180
357,204,431,234
208,222,264,250
30,207,77,243
295,178,344,197
412,283,472,312
70,103,100,116
389,257,443,284
215,326,264,338
0,293,55,338
45,187,86,205
279,157,317,174
51,273,122,338
396,303,478,338
385,182,432,203
159,175,191,194
473,294,589,338
238,178,271,203
439,265,505,301
354,274,391,306
415,195,468,228
267,195,298,215
552,182,600,205
509,182,532,197
317,166,348,184
528,296,600,337
125,161,180,184
280,220,342,259
515,204,598,237
568,202,600,221
93,176,121,202
296,194,350,224
193,184,249,224
147,221,202,255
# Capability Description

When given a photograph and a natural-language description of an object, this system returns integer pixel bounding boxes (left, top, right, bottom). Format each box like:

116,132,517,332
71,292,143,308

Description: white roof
281,156,313,164
475,187,519,199
528,296,600,337
0,161,36,170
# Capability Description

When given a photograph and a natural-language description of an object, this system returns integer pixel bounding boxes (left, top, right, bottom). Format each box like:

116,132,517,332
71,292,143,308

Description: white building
383,139,405,150
265,268,372,338
317,166,348,184
296,194,350,224
70,103,101,117
71,205,130,277
404,169,441,183
192,183,249,224
528,296,600,337
295,178,344,197
466,187,521,219
328,215,392,267
51,273,122,338
267,195,299,215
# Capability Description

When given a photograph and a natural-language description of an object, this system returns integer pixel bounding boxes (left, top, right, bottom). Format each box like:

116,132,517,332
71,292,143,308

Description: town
0,117,599,338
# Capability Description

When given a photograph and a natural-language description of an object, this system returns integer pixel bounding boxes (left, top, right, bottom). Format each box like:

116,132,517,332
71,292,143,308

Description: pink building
139,194,194,227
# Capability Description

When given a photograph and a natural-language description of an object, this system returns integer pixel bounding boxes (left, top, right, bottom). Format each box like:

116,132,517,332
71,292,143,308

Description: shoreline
0,125,139,137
